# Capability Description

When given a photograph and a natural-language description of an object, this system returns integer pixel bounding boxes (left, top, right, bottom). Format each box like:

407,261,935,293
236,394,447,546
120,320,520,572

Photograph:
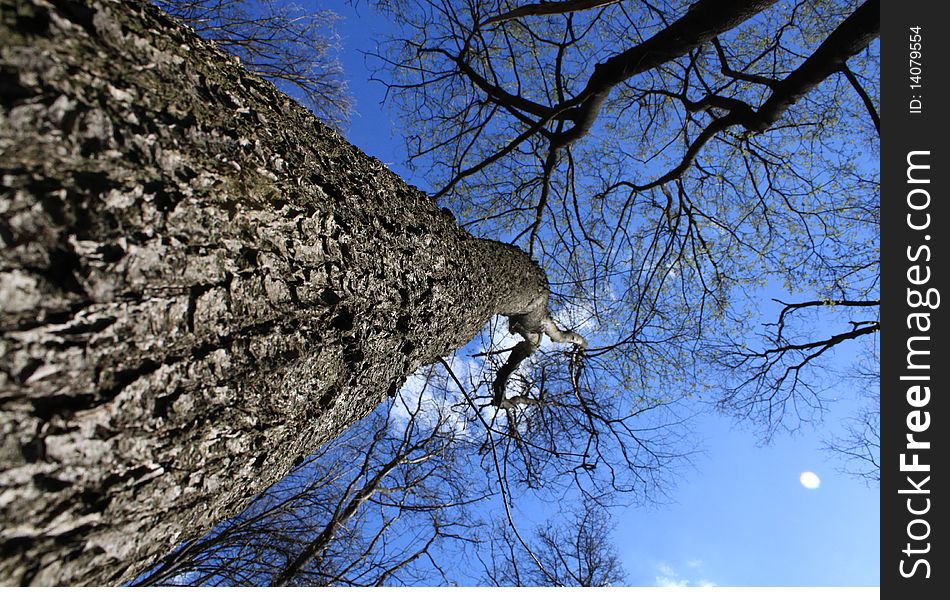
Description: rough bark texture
0,0,547,585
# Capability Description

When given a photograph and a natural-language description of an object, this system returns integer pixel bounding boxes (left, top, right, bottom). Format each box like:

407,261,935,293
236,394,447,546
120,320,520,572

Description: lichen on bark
0,0,548,585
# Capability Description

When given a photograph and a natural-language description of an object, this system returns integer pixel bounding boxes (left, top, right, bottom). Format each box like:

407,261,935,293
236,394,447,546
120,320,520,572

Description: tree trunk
0,0,546,585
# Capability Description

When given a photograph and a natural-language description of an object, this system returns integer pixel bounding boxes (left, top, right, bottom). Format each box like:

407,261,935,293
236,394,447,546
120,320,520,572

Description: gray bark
0,0,547,585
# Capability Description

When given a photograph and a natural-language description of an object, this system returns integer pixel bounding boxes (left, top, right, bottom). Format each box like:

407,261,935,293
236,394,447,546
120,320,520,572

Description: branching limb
541,316,587,349
711,37,779,89
492,306,588,407
623,0,879,192
552,0,780,147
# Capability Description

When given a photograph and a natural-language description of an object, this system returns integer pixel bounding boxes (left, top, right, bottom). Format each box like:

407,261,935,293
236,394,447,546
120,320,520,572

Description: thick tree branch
492,305,587,407
750,0,879,132
627,0,879,190
492,335,542,407
482,0,621,26
553,0,779,146
774,298,879,341
841,63,880,134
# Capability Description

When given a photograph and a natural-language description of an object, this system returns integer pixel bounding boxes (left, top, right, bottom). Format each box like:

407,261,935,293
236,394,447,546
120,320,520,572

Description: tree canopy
373,0,880,444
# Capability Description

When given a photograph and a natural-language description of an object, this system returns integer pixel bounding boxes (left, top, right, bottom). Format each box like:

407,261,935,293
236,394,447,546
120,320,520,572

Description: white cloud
552,300,598,335
656,575,690,587
654,562,716,588
390,356,475,439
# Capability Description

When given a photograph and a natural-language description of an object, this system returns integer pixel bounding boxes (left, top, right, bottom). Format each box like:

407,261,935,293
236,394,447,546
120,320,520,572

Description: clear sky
329,1,880,587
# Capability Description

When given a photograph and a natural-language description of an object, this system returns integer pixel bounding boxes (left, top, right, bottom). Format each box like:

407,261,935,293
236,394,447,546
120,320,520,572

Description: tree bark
0,0,547,585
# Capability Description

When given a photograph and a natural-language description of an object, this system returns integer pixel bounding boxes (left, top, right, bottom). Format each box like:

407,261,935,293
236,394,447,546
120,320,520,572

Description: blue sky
617,411,879,586
326,1,880,587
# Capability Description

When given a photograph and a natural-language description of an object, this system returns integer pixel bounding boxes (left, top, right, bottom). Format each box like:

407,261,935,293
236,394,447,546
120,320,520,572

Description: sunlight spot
799,471,821,489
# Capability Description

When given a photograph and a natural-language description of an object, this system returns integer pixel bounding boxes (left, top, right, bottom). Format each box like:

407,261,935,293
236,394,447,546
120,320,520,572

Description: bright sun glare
799,471,821,489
